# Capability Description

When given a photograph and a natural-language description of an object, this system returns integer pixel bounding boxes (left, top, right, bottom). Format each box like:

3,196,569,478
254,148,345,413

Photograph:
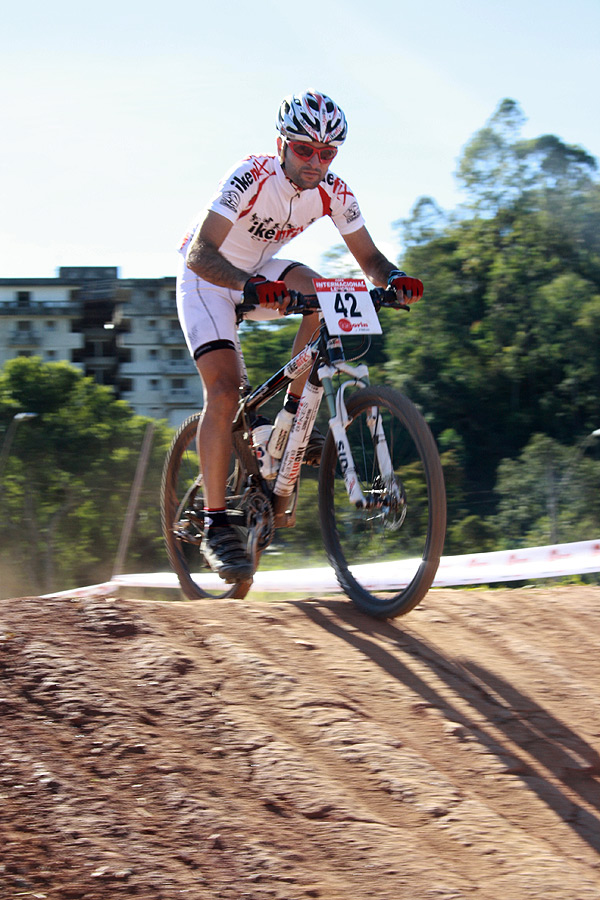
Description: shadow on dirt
295,598,600,854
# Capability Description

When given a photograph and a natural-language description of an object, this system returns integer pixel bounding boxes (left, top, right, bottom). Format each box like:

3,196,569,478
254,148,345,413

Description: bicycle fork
269,351,400,522
319,361,399,510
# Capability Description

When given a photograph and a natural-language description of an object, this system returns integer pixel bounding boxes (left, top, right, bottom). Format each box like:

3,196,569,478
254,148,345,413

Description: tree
0,358,172,597
492,434,600,547
456,98,597,216
387,100,600,511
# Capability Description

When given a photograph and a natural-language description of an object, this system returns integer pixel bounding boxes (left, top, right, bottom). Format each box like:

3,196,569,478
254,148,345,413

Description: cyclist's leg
257,259,321,396
194,347,241,510
177,271,241,503
177,271,252,580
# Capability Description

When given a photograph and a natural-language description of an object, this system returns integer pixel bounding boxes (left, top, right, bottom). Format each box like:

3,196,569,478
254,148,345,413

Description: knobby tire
160,413,252,601
318,386,446,618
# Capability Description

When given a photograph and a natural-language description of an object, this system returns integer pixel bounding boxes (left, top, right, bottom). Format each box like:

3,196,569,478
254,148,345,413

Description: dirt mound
1,585,600,899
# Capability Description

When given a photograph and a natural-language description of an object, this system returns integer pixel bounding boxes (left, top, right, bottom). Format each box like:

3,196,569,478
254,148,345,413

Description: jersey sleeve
206,155,271,224
322,172,366,236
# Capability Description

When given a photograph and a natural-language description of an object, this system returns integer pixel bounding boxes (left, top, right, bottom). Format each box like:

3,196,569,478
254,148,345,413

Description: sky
1,0,599,281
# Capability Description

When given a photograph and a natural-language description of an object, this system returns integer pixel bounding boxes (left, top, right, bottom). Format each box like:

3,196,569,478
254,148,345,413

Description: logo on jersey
325,173,355,205
247,213,310,243
343,201,361,224
228,157,271,195
220,190,241,213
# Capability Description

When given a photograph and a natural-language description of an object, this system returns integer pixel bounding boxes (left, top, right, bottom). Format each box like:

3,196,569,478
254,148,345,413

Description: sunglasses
287,141,338,163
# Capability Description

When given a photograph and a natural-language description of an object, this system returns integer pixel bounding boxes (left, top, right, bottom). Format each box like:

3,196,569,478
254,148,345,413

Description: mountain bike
160,277,446,618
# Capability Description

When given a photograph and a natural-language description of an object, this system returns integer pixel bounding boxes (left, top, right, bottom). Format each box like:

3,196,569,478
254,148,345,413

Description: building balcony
83,356,117,371
0,302,82,316
164,360,195,374
9,330,42,346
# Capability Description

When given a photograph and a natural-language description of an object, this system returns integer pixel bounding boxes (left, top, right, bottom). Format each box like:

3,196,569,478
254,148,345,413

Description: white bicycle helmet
277,90,348,146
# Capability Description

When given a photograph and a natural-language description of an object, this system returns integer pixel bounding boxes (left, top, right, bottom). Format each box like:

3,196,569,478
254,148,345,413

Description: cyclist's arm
186,210,249,290
342,226,399,287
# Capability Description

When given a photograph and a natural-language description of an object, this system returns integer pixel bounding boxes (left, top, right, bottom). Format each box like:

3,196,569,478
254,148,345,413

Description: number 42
334,292,362,318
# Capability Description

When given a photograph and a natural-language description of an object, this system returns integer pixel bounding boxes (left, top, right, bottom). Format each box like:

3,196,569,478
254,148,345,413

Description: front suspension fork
319,363,370,508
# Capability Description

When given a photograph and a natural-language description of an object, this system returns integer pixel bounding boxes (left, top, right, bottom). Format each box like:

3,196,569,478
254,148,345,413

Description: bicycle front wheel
161,413,252,601
319,386,446,618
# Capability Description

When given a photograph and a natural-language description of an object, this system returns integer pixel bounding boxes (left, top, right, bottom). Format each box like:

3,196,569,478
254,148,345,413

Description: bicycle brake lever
370,287,410,312
283,290,320,316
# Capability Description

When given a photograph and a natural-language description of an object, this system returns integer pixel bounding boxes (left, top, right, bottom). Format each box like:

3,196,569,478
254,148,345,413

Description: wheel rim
162,416,251,600
319,389,445,616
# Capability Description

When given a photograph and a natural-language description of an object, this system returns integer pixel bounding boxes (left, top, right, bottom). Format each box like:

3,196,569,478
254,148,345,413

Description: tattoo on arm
186,239,249,291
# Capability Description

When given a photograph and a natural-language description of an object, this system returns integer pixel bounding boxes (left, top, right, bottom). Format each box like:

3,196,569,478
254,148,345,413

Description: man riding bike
176,89,423,584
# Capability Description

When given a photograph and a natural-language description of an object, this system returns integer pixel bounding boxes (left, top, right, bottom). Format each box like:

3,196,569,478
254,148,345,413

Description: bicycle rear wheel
319,386,446,618
161,413,252,600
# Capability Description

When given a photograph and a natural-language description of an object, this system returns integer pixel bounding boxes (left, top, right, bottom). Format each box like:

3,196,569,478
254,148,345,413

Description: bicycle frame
234,320,379,513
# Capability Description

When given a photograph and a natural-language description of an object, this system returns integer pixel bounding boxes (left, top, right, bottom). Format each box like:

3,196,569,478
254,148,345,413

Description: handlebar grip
284,291,320,316
236,291,320,323
370,287,410,312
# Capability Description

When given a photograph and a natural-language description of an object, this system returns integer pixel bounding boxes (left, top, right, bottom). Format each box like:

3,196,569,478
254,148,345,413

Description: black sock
204,508,229,530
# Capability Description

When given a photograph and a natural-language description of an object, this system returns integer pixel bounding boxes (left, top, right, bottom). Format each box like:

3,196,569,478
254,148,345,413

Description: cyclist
176,89,424,584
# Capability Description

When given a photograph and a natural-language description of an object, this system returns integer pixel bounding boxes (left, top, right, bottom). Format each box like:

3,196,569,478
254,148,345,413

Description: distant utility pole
112,422,156,578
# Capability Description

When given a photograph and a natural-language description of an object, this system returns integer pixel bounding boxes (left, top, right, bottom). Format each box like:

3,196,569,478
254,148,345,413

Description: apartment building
114,276,201,425
0,267,200,427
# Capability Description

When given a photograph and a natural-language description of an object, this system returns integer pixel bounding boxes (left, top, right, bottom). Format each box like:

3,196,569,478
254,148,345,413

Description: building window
149,379,161,391
148,319,157,329
148,348,158,359
17,291,31,306
46,320,57,330
46,350,57,359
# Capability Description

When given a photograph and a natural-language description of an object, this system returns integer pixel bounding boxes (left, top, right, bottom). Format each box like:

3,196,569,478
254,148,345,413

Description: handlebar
236,286,410,321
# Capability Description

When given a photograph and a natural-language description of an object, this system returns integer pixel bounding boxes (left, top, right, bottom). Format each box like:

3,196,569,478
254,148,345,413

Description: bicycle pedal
174,523,203,545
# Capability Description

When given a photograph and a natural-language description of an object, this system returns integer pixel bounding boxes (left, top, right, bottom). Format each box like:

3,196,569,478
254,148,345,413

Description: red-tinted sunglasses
287,140,338,163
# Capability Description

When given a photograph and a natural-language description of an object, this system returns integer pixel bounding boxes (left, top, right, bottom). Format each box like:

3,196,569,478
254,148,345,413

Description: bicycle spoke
319,386,446,618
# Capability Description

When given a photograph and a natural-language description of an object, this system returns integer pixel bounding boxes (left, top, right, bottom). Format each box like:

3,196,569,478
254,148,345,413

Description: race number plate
313,278,382,336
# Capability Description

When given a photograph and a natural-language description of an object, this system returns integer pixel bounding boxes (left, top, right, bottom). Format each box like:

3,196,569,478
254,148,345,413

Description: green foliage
456,98,597,216
0,358,173,597
239,319,299,393
386,100,600,527
493,434,600,547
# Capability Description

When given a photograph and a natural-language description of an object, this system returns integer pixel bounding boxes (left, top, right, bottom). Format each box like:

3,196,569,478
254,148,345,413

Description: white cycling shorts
176,256,300,361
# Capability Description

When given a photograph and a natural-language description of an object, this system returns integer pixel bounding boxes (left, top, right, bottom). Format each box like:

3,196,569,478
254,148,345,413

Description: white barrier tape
41,581,119,600
432,538,600,587
42,539,600,600
110,538,600,594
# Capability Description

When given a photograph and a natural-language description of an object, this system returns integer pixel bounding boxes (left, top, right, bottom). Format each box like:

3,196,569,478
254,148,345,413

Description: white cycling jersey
176,153,367,359
178,153,366,272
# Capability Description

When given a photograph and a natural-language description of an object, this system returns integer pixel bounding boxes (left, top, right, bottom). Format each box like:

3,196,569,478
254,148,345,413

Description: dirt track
1,585,600,899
